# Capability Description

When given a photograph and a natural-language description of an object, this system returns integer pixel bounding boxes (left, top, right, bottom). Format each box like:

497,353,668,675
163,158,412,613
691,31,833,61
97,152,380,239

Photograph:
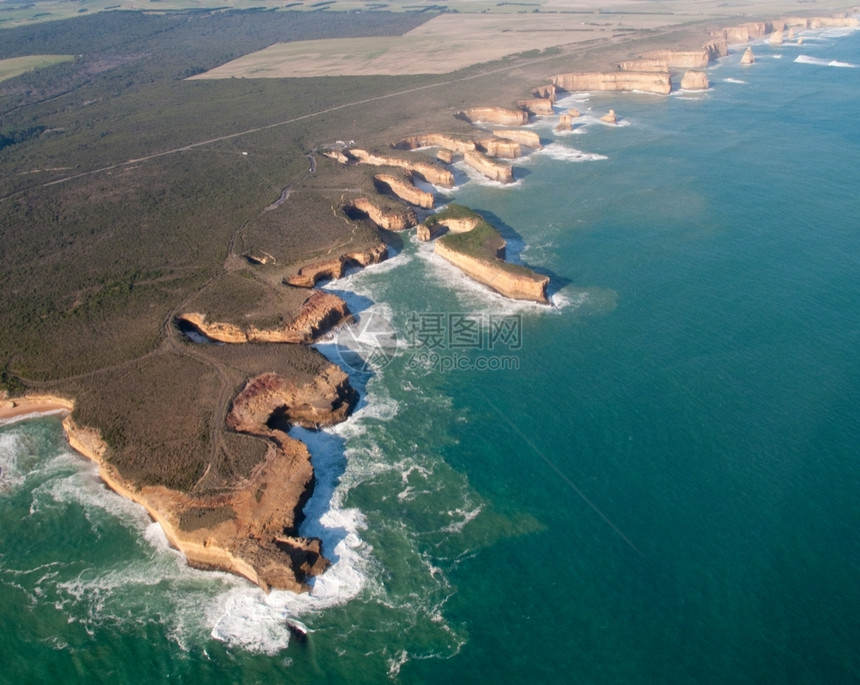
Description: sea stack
680,70,709,90
601,109,618,124
769,29,784,45
741,47,755,65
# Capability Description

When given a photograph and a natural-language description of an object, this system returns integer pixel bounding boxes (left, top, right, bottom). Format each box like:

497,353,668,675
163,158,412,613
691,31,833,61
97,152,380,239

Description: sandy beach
0,395,74,424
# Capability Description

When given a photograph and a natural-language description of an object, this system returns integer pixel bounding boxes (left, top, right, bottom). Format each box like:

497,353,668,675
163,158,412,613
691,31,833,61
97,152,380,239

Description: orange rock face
373,173,434,209
63,363,358,593
639,49,711,69
553,71,672,95
517,97,554,116
350,196,417,231
287,242,388,288
349,148,454,188
463,150,514,183
459,106,528,126
680,70,709,90
492,129,542,149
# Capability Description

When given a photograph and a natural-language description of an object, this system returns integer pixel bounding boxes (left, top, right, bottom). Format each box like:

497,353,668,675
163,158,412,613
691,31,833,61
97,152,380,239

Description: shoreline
3,7,858,596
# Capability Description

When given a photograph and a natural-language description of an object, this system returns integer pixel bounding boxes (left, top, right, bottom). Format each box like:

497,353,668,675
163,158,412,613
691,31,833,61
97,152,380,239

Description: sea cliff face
552,71,672,95
348,148,454,188
287,242,388,288
373,173,435,209
492,129,542,149
680,70,709,90
179,291,350,345
63,363,357,592
396,133,476,154
639,49,711,69
434,241,548,304
517,98,554,116
458,106,528,126
349,196,417,231
463,150,514,183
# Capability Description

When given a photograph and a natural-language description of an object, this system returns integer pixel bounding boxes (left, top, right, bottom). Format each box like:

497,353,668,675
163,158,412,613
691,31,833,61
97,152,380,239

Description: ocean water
2,26,859,684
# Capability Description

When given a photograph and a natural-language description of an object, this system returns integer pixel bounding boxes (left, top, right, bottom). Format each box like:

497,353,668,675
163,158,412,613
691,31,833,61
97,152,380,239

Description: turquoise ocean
2,25,859,684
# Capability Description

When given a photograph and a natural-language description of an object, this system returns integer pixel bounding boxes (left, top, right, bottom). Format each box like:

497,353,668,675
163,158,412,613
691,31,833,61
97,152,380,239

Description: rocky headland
419,205,548,304
63,362,357,593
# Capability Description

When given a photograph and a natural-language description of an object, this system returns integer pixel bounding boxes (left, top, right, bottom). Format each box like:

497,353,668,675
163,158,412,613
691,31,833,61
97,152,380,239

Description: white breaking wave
794,54,858,67
531,142,608,163
723,78,748,84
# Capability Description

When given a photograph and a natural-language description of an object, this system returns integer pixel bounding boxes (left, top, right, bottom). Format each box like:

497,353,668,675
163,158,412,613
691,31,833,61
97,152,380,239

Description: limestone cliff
740,47,755,65
463,150,514,184
395,133,476,154
552,71,671,95
492,129,542,149
422,205,549,304
373,173,434,209
680,71,709,90
436,149,453,164
348,148,454,188
532,84,557,101
349,196,417,231
639,49,710,69
475,135,522,159
180,291,350,345
556,114,572,132
458,107,528,126
714,22,775,44
617,59,669,72
287,242,388,288
63,363,357,593
517,98,554,116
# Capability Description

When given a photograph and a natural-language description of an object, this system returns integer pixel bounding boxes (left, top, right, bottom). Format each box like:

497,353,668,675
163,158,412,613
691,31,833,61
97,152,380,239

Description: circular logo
333,310,399,373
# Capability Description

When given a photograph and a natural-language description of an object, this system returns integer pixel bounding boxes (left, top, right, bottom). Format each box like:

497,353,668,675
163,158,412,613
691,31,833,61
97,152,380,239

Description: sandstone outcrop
180,291,350,345
714,22,774,44
680,70,709,90
600,109,617,124
769,29,784,45
476,135,522,159
639,49,710,69
617,59,669,72
552,71,671,95
556,114,572,132
63,363,357,592
348,148,454,188
517,98,554,116
287,242,388,288
492,129,542,149
373,173,434,209
532,84,557,101
458,107,528,126
740,47,755,65
463,150,514,183
424,206,548,304
436,149,453,164
349,196,417,231
395,133,476,154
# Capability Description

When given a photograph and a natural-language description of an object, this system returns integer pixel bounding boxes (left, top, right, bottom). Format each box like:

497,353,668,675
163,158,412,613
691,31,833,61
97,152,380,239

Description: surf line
477,389,643,556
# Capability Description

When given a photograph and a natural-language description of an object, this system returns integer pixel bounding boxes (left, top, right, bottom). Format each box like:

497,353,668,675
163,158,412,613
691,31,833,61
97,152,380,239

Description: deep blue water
1,25,858,684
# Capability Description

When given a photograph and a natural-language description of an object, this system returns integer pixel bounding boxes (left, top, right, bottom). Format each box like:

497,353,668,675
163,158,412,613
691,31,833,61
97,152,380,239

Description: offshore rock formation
348,148,454,188
769,29,784,45
492,129,542,149
639,49,711,68
286,242,388,288
64,364,358,593
424,205,548,304
458,106,528,126
740,47,755,65
553,71,672,95
680,70,709,90
349,196,417,231
463,150,514,183
517,98,554,116
373,173,434,209
556,113,572,132
600,109,618,124
180,291,350,345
